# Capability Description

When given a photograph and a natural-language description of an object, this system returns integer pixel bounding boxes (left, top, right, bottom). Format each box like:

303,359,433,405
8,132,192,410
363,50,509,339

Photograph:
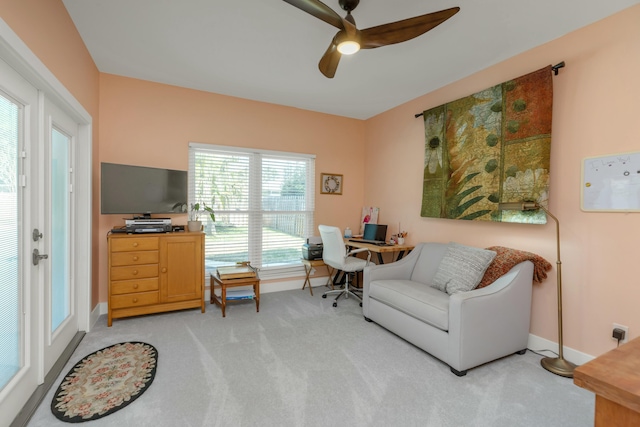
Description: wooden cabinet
107,231,204,326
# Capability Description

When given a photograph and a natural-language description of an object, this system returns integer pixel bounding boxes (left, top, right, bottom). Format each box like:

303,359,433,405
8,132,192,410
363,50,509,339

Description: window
188,143,315,279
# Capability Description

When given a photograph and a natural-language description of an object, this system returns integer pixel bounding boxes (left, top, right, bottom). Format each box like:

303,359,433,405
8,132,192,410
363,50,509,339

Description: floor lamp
498,202,577,378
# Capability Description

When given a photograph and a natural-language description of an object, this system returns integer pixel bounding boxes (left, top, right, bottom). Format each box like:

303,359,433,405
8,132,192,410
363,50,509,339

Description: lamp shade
498,202,539,211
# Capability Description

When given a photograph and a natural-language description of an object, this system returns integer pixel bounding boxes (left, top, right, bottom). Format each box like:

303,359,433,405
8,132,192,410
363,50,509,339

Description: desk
210,273,260,318
574,337,640,426
300,259,334,296
345,240,414,265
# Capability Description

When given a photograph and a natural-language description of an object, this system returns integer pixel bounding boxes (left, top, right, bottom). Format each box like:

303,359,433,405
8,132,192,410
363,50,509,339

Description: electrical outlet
613,323,629,344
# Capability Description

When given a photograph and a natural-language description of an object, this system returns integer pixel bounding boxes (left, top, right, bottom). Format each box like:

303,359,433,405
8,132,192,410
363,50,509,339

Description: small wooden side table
301,259,334,296
210,273,260,317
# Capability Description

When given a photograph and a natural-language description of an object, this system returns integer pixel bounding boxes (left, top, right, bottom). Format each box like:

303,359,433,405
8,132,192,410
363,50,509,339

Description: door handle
33,248,49,266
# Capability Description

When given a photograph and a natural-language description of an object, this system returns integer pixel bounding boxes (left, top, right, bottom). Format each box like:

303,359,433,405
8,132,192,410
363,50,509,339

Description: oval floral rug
51,342,158,423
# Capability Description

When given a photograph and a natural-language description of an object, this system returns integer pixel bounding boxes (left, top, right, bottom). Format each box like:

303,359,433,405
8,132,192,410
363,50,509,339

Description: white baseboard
204,276,330,301
527,333,594,366
90,302,107,329
91,276,330,320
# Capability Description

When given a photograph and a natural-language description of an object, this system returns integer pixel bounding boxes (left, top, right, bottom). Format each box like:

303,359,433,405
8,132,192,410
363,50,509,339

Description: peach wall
364,5,640,357
4,0,638,357
0,0,101,306
98,74,366,301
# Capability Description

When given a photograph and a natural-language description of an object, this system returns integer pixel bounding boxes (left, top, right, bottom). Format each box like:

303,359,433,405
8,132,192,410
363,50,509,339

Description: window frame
188,142,315,280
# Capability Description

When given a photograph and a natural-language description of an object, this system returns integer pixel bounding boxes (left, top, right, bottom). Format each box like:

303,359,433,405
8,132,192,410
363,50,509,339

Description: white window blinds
0,91,21,388
188,143,315,279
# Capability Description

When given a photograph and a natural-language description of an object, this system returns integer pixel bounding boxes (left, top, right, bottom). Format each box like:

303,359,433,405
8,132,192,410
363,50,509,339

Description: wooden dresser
107,231,205,326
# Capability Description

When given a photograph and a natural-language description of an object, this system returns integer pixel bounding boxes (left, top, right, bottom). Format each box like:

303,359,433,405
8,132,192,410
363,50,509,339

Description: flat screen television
100,162,187,216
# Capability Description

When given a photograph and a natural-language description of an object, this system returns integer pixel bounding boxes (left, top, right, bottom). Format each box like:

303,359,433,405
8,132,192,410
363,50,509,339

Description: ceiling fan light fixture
283,0,461,76
337,40,360,55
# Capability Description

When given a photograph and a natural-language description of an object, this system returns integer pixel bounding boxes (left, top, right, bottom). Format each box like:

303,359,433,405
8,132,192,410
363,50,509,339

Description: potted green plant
188,202,216,232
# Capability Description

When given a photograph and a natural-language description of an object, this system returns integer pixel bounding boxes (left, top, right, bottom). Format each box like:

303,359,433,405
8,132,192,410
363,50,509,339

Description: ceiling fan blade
318,41,341,78
360,7,460,49
282,0,345,30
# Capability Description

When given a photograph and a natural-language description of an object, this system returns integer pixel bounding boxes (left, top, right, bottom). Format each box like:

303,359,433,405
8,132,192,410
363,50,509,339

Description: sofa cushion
431,242,497,295
410,242,448,284
368,279,450,331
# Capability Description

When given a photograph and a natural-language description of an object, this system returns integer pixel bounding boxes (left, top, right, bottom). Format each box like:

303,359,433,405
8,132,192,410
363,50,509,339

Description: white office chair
318,225,371,307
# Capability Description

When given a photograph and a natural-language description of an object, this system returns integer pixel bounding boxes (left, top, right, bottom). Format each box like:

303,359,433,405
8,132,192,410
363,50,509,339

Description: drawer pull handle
133,242,139,247
133,298,138,303
133,256,139,261
132,270,138,275
133,284,139,289
161,268,167,273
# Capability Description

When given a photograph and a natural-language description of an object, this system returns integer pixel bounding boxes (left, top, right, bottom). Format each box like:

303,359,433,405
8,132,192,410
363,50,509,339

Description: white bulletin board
582,151,640,212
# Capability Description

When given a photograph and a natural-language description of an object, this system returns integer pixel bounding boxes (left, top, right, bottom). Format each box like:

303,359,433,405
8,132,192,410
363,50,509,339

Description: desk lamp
498,201,577,378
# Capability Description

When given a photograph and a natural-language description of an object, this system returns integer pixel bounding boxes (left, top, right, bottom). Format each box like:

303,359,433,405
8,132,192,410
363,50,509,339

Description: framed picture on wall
320,173,343,195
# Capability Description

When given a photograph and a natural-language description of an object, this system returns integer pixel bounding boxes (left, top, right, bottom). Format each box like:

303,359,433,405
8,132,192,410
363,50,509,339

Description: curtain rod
414,61,565,118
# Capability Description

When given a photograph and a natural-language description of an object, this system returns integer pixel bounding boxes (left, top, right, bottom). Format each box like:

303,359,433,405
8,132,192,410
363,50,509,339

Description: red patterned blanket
477,246,552,289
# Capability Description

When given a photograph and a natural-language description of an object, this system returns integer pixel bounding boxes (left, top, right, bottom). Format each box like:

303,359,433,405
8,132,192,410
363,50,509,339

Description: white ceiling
62,0,639,120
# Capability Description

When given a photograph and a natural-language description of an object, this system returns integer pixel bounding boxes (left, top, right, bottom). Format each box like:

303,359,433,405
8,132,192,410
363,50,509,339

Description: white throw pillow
431,242,497,295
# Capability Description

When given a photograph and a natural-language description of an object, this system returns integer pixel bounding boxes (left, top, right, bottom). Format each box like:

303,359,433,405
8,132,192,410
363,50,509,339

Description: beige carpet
28,288,593,426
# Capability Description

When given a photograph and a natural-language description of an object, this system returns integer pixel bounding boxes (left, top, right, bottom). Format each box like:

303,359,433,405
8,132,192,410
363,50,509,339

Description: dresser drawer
111,278,159,295
110,264,158,281
111,251,159,267
110,237,159,252
110,291,159,309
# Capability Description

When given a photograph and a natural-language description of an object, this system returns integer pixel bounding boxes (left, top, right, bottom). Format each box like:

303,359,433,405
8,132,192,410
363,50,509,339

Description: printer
302,236,323,260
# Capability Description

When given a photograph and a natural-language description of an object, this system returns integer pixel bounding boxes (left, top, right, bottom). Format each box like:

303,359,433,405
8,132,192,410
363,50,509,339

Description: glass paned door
0,93,20,389
0,31,90,425
50,128,70,332
0,55,39,421
41,99,78,376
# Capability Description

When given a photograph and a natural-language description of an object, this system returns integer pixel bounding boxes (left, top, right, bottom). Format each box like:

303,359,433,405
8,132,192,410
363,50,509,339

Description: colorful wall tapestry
421,65,553,224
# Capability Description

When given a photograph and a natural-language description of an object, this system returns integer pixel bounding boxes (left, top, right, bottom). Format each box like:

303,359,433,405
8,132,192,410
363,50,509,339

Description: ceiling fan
282,0,460,78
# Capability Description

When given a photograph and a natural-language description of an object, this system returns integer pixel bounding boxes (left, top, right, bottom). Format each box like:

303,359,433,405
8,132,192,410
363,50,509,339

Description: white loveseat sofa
363,242,535,376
